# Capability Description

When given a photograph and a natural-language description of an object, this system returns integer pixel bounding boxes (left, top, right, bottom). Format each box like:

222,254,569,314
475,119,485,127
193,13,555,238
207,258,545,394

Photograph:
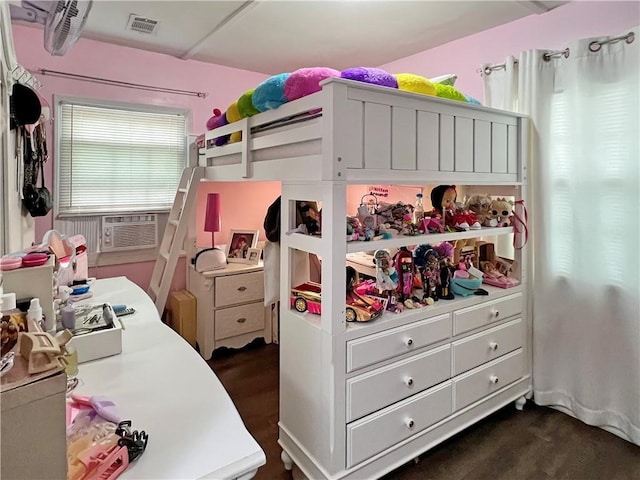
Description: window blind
57,101,187,215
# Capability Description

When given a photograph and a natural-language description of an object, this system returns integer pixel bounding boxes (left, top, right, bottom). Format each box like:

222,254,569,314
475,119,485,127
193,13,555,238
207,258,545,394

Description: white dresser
187,263,271,360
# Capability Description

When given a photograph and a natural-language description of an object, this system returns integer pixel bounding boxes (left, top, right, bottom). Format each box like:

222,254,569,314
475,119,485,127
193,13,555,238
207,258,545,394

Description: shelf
344,284,523,341
285,232,324,255
346,227,513,254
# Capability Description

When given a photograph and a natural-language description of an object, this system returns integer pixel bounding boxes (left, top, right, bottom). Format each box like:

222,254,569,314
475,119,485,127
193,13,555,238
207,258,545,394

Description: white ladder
148,166,204,314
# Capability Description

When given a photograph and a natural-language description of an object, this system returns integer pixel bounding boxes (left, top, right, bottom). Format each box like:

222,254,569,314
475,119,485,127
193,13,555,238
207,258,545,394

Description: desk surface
75,277,265,479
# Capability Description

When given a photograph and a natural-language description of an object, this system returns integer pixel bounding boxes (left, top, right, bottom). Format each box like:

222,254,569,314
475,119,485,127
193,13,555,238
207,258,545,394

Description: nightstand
187,263,271,360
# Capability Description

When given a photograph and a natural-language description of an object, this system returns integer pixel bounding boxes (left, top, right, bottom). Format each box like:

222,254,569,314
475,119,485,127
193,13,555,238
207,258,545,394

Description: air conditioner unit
101,214,158,252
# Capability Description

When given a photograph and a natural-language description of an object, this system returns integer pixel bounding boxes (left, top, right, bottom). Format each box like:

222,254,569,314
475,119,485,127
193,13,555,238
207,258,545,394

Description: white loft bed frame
200,77,532,480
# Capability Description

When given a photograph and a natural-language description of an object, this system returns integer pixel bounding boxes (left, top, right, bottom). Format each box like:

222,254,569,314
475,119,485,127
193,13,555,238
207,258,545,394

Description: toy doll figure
374,249,397,291
429,185,458,229
438,257,455,300
421,249,440,303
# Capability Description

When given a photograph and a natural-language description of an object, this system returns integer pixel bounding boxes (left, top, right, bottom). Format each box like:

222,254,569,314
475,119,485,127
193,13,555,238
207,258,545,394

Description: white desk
75,277,265,479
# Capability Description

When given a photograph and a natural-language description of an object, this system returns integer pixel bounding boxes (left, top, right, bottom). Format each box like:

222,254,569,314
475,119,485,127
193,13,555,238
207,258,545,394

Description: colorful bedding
206,67,480,146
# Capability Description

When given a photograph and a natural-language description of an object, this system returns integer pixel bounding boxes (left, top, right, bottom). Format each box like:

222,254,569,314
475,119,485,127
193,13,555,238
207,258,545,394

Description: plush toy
394,73,436,96
434,83,468,102
488,198,514,227
430,73,457,86
205,108,230,146
237,89,260,118
284,67,341,102
465,194,493,225
464,94,482,105
225,101,242,143
253,73,291,112
341,67,398,88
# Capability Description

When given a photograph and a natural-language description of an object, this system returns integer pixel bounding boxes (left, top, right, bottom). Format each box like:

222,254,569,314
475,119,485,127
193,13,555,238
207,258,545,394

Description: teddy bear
465,194,493,226
488,198,514,227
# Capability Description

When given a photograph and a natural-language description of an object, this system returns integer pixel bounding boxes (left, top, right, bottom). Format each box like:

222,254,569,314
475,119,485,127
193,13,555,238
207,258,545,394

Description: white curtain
483,28,640,445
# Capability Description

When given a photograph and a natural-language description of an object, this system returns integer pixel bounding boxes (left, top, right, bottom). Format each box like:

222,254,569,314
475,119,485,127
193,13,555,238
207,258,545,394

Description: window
56,97,188,216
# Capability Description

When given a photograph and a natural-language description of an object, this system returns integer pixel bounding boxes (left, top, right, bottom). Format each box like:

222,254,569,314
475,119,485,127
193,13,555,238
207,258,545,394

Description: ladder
148,166,204,315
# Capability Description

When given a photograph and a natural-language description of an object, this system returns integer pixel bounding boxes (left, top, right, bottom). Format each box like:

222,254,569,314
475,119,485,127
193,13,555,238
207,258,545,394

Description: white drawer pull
490,309,500,318
237,317,247,323
405,418,415,429
490,375,499,384
404,376,414,387
404,338,414,348
489,342,499,351
237,286,247,292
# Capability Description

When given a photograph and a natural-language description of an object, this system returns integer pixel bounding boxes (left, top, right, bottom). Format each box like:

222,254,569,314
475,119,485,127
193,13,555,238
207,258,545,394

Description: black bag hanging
22,133,52,217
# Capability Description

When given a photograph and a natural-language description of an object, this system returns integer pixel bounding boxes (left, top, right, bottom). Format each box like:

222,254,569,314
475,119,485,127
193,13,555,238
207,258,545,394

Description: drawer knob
237,317,247,323
491,309,500,318
404,338,414,348
237,286,247,292
489,342,499,351
405,418,415,429
490,375,499,384
404,377,414,387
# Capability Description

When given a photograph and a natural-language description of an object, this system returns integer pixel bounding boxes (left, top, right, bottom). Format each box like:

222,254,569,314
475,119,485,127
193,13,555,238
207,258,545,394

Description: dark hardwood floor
208,342,640,480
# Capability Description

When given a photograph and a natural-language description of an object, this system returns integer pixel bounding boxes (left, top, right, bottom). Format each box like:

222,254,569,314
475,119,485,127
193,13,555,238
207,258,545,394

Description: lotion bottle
27,298,49,333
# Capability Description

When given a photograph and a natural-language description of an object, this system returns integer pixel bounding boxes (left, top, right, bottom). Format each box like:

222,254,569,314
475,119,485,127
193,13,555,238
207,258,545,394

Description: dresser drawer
347,314,451,372
454,349,523,411
214,302,265,340
347,345,451,422
453,293,522,336
452,318,523,375
347,382,452,468
215,271,264,308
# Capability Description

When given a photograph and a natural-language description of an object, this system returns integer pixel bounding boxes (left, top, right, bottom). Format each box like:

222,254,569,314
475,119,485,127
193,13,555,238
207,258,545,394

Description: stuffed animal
284,67,341,102
488,198,514,227
341,67,398,88
465,194,493,225
225,101,242,143
434,84,468,102
253,73,291,112
205,108,230,146
237,89,260,118
394,73,436,96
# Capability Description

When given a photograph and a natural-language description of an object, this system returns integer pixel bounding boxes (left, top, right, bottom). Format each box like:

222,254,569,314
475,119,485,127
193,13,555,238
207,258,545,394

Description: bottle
413,193,425,224
27,298,49,333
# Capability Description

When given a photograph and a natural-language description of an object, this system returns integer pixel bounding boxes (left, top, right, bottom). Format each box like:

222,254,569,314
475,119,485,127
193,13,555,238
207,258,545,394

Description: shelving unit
199,78,532,480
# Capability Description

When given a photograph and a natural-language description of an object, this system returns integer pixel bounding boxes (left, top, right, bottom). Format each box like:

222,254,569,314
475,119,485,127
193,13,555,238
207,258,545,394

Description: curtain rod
34,68,208,98
478,31,635,76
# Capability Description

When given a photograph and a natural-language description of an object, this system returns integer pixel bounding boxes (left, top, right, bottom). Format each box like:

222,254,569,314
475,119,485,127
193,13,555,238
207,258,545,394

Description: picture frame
246,248,262,265
225,230,259,263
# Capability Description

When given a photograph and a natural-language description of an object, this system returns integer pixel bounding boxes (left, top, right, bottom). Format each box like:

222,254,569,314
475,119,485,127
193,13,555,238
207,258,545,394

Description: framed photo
246,248,262,265
226,230,259,263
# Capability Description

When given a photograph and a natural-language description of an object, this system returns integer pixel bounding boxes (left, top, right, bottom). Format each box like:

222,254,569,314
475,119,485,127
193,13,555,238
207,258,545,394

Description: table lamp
204,193,221,247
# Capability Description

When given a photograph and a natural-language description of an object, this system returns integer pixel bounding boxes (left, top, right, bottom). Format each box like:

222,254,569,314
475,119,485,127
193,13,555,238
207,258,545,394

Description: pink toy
206,108,230,146
284,67,341,102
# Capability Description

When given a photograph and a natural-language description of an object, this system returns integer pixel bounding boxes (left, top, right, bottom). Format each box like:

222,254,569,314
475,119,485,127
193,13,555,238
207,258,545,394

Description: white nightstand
187,262,271,360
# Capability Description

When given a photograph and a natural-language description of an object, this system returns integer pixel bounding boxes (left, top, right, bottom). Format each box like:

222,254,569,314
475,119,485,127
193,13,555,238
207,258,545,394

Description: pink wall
12,24,272,291
379,1,640,101
11,1,638,292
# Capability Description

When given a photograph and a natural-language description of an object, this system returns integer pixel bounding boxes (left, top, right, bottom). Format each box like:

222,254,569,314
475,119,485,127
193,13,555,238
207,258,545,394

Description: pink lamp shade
204,193,221,246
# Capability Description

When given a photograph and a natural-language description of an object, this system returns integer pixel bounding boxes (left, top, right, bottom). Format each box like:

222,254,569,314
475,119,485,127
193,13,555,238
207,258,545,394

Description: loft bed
200,77,529,186
197,77,532,480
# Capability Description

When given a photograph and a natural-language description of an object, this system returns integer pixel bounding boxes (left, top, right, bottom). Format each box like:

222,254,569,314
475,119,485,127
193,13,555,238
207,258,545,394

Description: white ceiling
33,1,567,74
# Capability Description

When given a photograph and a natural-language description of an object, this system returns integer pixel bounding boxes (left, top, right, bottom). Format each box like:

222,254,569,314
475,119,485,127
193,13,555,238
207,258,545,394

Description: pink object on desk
0,257,22,271
204,193,221,247
21,253,49,267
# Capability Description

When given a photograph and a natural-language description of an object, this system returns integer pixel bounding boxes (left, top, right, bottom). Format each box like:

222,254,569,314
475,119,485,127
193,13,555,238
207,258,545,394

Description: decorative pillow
253,73,291,112
434,84,468,103
237,89,260,118
225,101,242,143
284,67,341,102
430,73,458,86
205,108,230,146
463,94,482,106
394,73,436,96
341,67,398,88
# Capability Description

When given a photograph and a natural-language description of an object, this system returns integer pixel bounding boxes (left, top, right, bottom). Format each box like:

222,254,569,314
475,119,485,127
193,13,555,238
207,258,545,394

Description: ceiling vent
126,14,159,35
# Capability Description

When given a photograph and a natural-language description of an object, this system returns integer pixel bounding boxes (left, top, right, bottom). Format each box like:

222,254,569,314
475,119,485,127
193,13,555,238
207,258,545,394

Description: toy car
291,282,384,322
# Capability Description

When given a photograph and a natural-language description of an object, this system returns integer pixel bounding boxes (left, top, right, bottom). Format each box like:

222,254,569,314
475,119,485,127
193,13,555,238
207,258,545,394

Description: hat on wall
10,83,41,130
